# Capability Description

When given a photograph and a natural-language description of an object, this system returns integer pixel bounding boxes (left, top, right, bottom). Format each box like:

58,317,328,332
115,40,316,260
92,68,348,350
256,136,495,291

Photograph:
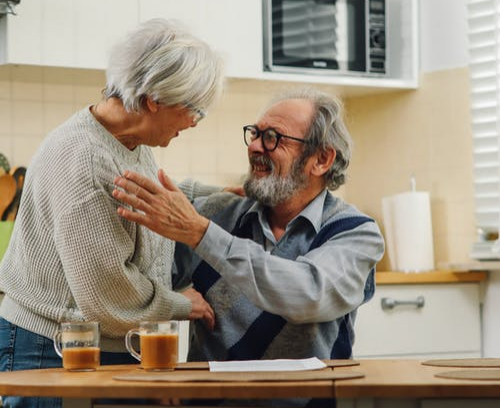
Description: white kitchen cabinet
139,0,418,90
0,0,42,65
138,0,262,79
1,0,417,94
72,0,139,70
0,0,138,69
353,282,482,359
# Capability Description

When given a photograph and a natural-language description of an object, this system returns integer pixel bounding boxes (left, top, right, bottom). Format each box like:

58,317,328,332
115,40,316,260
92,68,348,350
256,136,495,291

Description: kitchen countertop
376,270,487,284
335,359,500,399
0,360,500,405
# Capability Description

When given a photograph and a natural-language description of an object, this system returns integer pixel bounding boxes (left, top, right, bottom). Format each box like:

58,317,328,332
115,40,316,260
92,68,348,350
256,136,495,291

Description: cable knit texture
0,107,214,352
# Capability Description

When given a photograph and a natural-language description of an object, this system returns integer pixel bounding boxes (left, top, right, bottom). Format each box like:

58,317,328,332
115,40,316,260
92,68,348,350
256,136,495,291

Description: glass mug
53,322,100,371
125,321,179,371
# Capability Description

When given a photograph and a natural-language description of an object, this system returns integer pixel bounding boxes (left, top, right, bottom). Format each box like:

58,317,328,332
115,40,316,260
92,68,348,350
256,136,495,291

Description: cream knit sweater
0,107,216,352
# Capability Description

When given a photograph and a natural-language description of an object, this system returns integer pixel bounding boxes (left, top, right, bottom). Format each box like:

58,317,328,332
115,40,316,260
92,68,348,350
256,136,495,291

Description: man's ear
311,148,336,177
145,96,160,113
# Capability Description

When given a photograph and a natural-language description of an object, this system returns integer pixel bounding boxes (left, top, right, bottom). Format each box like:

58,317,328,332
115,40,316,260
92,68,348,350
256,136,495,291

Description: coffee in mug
125,321,179,371
53,322,100,371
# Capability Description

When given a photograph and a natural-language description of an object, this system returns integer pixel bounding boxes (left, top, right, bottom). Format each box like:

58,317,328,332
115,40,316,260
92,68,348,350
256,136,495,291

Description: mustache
249,155,273,168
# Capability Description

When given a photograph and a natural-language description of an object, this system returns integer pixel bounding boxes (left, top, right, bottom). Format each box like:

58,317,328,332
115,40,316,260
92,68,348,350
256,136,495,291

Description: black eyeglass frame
243,125,308,152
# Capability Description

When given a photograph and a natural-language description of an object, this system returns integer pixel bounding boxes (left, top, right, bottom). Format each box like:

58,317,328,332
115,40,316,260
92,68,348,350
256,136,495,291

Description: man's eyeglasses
243,125,308,152
186,103,207,124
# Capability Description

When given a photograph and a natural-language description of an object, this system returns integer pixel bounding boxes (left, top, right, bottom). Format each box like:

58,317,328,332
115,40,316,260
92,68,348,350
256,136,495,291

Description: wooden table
0,360,500,408
0,362,337,408
335,360,500,407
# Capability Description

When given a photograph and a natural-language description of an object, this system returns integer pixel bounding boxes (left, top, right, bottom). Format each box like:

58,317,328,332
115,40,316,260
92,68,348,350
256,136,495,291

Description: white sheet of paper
208,357,327,372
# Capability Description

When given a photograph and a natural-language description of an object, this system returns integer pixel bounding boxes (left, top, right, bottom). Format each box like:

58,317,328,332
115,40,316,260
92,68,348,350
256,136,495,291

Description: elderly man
113,87,384,406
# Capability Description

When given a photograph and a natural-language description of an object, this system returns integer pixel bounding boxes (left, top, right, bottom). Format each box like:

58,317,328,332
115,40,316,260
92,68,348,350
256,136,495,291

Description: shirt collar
239,189,328,234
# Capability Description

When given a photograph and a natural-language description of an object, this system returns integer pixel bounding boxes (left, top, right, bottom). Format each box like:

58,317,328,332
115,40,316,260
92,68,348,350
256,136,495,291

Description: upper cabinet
0,0,138,69
0,0,418,93
138,0,263,79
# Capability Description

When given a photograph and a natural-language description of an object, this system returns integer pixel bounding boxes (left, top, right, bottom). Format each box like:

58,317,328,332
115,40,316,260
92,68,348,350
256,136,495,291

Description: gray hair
104,18,224,113
265,88,353,191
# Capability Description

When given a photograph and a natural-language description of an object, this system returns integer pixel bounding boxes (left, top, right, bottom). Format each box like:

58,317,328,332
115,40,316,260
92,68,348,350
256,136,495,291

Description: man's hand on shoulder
113,169,210,248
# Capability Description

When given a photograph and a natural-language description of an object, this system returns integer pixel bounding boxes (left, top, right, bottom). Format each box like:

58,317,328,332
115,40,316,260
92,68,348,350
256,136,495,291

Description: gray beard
243,158,308,207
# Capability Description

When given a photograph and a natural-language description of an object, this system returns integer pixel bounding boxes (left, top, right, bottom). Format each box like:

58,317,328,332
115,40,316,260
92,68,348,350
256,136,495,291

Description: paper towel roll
382,191,435,272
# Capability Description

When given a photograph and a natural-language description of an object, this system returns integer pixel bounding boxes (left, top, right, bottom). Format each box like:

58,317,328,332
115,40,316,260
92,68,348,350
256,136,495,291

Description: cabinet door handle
380,296,425,310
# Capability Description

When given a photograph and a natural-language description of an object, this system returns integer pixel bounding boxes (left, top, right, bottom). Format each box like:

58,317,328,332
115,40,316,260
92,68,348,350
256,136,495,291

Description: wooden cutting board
0,174,16,220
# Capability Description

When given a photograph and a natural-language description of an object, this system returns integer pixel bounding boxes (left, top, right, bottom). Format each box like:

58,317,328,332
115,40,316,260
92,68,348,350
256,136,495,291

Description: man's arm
194,219,383,324
113,170,384,324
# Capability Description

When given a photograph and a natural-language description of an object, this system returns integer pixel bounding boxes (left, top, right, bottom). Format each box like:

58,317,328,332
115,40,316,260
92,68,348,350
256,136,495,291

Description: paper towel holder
410,175,416,192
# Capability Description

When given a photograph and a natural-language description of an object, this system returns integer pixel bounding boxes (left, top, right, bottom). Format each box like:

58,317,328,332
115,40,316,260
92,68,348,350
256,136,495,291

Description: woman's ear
145,96,160,113
312,148,336,177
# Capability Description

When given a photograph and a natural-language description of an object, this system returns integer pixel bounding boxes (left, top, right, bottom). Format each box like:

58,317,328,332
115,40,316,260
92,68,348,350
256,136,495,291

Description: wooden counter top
0,360,500,401
335,359,500,399
0,364,335,400
376,270,487,285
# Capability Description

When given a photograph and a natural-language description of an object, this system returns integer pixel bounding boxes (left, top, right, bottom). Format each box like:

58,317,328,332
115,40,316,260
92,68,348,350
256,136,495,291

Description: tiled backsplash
0,65,317,186
345,68,475,270
0,65,475,270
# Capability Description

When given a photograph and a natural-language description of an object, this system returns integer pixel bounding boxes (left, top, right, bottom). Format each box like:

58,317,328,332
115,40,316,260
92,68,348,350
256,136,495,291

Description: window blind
468,0,500,258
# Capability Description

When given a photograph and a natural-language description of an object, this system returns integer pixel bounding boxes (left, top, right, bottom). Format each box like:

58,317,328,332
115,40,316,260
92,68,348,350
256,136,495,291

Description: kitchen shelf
376,270,487,285
439,261,500,272
252,73,419,98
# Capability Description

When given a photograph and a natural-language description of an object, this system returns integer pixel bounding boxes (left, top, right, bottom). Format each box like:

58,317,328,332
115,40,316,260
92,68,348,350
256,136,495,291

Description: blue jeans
0,317,143,408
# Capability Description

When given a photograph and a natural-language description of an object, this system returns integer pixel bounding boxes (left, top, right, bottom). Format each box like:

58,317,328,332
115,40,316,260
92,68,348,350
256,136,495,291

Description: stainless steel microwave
263,0,386,77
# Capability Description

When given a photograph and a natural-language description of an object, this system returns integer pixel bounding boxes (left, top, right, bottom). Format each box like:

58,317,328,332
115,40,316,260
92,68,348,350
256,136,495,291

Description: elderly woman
0,18,223,408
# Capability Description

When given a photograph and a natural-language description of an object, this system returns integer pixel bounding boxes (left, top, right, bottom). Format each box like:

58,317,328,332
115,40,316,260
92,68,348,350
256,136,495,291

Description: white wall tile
0,65,475,270
158,141,192,176
0,100,13,136
190,140,218,176
0,137,13,161
11,135,42,167
12,101,44,136
11,66,43,101
0,66,12,100
43,102,77,134
43,68,75,103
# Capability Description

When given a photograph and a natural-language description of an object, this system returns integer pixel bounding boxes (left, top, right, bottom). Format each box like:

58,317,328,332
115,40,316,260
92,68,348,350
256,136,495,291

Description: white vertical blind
468,0,500,232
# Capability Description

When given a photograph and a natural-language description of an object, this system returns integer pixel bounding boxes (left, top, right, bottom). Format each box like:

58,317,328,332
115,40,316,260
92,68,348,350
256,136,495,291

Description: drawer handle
381,296,425,310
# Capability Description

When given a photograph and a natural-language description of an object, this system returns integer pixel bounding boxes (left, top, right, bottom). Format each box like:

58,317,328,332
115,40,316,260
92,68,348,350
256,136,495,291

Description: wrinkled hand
181,287,215,330
113,169,209,248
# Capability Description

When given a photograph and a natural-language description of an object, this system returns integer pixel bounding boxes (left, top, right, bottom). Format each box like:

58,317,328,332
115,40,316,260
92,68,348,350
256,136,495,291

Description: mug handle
53,331,63,358
125,329,141,362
